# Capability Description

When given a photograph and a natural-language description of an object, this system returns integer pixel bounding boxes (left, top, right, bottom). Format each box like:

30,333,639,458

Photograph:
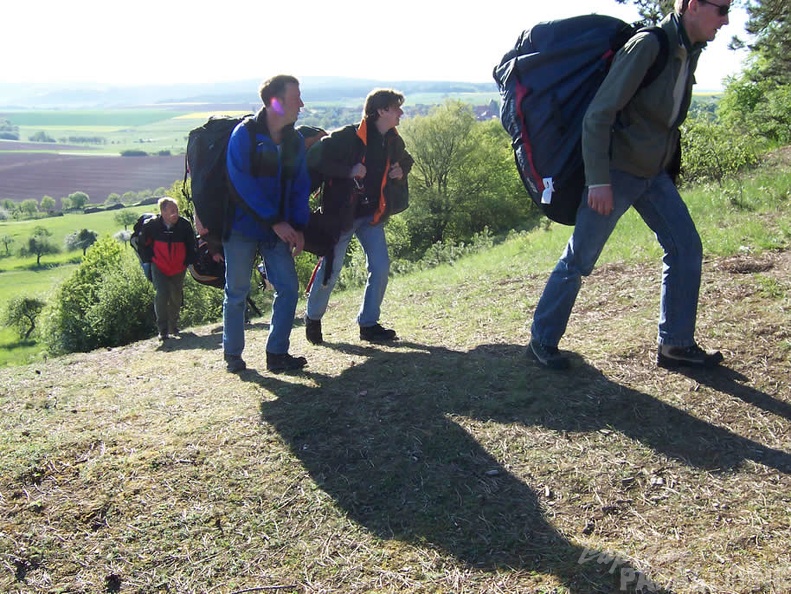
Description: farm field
0,149,183,204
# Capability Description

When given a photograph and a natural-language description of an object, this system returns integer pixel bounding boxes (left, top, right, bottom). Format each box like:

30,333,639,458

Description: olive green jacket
582,13,707,186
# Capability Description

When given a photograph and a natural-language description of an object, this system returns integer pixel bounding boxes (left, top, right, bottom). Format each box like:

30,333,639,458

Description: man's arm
582,32,663,188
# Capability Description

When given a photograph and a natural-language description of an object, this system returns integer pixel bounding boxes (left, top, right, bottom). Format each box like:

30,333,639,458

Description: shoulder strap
639,27,669,89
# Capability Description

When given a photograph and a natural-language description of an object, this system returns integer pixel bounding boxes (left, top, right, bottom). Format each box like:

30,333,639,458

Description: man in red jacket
141,197,196,340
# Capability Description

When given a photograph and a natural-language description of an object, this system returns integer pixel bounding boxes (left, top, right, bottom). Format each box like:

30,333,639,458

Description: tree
716,0,791,143
105,193,123,206
29,131,56,143
114,229,132,247
0,234,15,256
398,101,536,255
40,195,56,213
65,229,99,255
739,0,791,85
66,191,89,210
615,0,674,24
20,226,59,266
20,199,39,217
114,209,140,230
3,296,46,340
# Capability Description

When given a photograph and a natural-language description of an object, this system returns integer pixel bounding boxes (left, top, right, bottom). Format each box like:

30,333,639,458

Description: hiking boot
305,315,323,345
224,354,246,373
529,338,570,370
266,352,308,373
657,343,724,369
360,323,398,342
158,332,169,341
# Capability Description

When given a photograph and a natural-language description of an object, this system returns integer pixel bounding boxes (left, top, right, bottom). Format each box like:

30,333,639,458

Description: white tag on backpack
541,177,554,204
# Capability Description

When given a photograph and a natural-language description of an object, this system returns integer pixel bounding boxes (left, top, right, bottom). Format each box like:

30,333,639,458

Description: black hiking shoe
529,338,570,370
224,354,246,373
266,352,308,373
657,343,724,369
360,323,398,342
305,315,323,345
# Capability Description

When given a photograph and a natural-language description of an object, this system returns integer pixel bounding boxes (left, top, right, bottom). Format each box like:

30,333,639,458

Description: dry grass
1,245,789,593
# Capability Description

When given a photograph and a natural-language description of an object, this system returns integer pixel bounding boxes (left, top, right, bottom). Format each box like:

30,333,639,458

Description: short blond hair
157,196,178,212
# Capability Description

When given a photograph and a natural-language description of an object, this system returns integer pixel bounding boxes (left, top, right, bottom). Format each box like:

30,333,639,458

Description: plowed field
0,146,183,204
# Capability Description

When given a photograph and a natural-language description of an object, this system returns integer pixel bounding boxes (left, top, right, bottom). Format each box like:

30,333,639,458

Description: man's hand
272,221,304,257
350,163,366,179
388,162,404,180
587,185,614,216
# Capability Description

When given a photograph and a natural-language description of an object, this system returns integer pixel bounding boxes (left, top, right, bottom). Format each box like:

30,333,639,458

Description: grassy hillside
1,156,789,592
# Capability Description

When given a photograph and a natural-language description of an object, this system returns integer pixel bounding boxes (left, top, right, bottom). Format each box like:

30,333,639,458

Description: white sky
4,0,748,91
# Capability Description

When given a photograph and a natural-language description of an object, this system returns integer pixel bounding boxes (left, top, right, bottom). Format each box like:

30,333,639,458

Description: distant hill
0,77,498,110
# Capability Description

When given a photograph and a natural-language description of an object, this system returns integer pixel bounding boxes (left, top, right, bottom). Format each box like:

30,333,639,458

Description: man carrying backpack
140,196,196,341
222,74,311,373
529,0,730,370
303,88,412,345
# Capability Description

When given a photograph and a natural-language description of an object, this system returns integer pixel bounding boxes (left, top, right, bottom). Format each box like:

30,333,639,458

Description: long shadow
244,341,786,592
154,320,270,353
673,366,791,421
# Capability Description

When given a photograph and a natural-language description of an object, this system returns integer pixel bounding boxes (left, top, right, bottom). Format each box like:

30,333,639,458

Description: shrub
41,237,155,354
680,114,762,187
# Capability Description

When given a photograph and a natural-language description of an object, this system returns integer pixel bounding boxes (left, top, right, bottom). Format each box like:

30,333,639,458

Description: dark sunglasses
698,0,730,16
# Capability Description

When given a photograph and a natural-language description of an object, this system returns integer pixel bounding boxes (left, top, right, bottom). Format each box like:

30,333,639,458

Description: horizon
4,0,748,93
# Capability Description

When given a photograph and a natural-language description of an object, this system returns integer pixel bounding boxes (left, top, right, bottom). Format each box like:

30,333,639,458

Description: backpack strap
638,26,669,89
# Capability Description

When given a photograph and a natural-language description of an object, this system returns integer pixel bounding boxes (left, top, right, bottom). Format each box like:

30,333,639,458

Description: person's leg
166,270,185,335
222,232,258,359
261,240,300,356
633,172,702,347
532,174,645,347
151,265,169,337
633,173,722,367
305,223,356,321
355,219,390,328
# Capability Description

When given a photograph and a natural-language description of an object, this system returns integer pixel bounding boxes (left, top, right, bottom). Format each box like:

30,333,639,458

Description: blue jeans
306,215,390,327
223,230,299,356
531,169,702,348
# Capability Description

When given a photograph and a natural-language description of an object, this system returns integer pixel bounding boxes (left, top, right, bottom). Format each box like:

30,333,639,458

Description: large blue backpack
493,14,668,225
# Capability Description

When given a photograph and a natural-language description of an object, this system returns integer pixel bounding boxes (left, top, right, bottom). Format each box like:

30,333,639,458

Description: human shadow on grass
672,366,791,421
247,341,749,593
153,321,271,353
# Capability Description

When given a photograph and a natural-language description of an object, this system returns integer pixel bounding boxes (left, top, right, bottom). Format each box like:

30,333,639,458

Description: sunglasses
698,0,730,16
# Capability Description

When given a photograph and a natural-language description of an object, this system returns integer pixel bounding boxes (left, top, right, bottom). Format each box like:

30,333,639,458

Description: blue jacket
226,109,311,241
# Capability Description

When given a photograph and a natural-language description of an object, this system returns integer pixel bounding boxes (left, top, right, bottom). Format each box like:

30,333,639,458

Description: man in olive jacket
529,0,731,370
304,88,413,345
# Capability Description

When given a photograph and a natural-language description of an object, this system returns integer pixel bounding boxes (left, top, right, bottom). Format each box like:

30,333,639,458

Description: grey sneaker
266,352,308,373
305,315,323,345
224,354,246,373
529,338,570,370
657,343,723,368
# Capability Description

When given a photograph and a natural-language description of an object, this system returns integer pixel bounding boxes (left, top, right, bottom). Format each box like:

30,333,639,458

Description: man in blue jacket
223,74,311,373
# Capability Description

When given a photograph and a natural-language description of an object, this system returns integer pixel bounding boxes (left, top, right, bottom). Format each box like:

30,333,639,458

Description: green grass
0,188,789,592
0,205,155,272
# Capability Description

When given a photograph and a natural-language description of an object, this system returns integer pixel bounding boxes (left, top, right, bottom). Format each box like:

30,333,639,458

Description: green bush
680,113,762,187
180,275,225,327
41,236,155,354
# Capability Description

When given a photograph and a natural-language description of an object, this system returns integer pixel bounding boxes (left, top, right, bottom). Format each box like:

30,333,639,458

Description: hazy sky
4,0,748,91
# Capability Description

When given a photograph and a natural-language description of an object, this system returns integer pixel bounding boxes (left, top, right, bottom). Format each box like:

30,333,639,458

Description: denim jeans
223,230,299,356
306,215,390,327
151,266,185,335
531,169,702,348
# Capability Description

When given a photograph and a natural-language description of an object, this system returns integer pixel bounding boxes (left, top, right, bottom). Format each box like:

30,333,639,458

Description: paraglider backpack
181,114,258,253
492,14,668,225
